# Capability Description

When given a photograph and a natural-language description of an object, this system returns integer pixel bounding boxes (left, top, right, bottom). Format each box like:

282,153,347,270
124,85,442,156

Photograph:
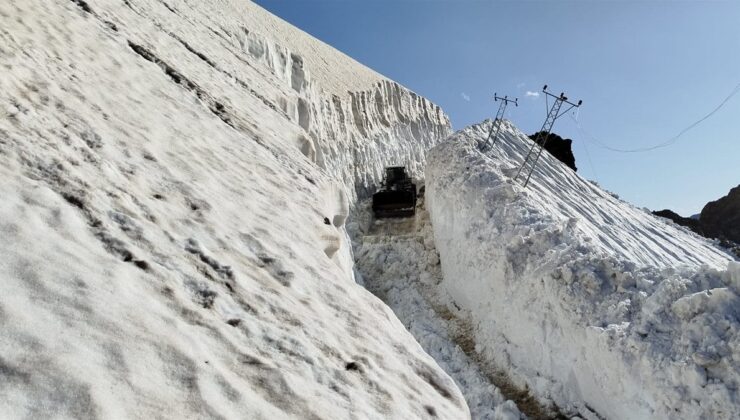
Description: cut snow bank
426,121,739,419
0,0,465,418
227,1,451,200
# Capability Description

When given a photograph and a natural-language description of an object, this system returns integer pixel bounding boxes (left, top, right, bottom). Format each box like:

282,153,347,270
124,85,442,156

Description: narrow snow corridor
349,195,559,420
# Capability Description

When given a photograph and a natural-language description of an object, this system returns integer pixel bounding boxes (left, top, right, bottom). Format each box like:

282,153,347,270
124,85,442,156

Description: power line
570,82,740,153
580,126,598,182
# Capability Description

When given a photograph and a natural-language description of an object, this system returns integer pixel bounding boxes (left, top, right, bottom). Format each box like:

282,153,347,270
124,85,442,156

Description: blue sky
255,0,740,216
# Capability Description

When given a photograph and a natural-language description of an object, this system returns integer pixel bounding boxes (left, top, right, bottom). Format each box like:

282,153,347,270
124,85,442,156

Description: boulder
528,131,577,171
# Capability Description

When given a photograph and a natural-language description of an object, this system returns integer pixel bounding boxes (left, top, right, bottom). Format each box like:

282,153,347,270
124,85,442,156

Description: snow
425,120,739,419
6,0,735,417
0,0,466,418
349,198,526,420
224,0,451,200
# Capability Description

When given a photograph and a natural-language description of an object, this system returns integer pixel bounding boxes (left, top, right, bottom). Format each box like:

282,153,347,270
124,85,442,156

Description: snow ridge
426,120,738,419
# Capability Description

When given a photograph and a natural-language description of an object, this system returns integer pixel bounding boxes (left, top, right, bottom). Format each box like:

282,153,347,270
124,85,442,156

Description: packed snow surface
426,120,739,419
0,0,466,418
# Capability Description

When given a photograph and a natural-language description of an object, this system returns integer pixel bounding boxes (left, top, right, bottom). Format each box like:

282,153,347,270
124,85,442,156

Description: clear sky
254,0,740,216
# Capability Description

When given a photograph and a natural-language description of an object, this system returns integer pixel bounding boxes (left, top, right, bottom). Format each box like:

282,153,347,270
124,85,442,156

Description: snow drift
0,0,465,418
426,120,739,419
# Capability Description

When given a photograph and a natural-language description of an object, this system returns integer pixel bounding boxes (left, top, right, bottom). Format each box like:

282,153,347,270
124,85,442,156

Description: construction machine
372,167,417,218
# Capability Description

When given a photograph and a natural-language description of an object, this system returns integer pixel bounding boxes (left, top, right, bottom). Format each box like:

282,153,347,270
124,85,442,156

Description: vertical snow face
0,0,466,419
225,0,451,200
426,121,738,419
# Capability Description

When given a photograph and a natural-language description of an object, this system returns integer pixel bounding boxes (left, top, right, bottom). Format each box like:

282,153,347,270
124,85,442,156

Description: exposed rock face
652,209,703,235
701,185,740,244
528,131,577,171
653,185,739,259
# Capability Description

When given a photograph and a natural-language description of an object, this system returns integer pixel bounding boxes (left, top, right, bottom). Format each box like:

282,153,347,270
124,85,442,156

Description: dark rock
655,185,740,259
700,184,740,244
345,361,361,371
528,131,577,171
718,240,740,259
652,209,703,235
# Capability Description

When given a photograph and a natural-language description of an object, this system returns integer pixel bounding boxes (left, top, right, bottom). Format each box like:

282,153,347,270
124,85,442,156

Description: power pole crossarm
480,92,518,152
514,84,582,188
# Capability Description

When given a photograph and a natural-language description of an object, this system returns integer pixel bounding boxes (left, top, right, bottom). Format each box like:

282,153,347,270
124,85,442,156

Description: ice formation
425,120,739,419
0,0,465,418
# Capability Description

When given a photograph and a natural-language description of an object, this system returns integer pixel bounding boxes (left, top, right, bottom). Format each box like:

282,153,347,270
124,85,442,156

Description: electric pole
515,85,582,187
480,93,517,151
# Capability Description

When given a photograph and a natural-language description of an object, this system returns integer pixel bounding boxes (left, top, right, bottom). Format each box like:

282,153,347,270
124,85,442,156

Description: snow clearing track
351,198,570,420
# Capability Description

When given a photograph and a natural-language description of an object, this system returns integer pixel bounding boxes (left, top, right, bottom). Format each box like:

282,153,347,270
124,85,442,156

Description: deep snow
5,0,738,418
349,197,527,420
426,120,739,419
0,0,466,418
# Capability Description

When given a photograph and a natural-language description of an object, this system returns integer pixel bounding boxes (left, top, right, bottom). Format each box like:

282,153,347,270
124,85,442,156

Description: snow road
350,198,550,420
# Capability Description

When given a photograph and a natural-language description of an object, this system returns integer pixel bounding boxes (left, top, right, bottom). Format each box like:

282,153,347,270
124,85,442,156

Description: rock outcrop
653,185,739,258
700,185,740,244
528,131,577,171
652,209,704,235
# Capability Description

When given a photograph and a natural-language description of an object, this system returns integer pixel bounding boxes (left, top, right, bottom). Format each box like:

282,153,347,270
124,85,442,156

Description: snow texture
225,0,451,200
349,198,524,420
0,0,465,419
426,120,739,419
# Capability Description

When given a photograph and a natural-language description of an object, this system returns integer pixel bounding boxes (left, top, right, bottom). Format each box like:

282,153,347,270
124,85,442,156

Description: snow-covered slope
0,0,465,418
426,121,739,419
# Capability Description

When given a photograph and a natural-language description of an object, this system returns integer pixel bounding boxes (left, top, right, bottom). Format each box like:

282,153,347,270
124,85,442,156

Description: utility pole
480,93,517,151
515,85,582,188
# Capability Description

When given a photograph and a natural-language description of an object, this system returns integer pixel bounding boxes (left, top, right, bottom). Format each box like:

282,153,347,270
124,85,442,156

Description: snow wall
426,121,739,419
230,0,451,201
0,1,465,418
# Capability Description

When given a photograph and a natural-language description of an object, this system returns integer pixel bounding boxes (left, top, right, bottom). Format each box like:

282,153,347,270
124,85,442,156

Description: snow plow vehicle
372,167,417,218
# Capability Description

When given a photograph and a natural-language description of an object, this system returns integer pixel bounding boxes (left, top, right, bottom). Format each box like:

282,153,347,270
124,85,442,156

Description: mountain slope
426,120,738,419
0,0,466,418
701,184,740,244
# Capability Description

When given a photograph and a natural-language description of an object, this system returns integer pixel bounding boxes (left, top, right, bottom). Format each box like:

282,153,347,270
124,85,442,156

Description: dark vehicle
372,167,417,218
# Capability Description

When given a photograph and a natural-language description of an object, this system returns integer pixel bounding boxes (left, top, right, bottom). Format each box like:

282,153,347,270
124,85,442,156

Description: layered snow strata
0,0,466,418
426,121,738,419
227,0,452,200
